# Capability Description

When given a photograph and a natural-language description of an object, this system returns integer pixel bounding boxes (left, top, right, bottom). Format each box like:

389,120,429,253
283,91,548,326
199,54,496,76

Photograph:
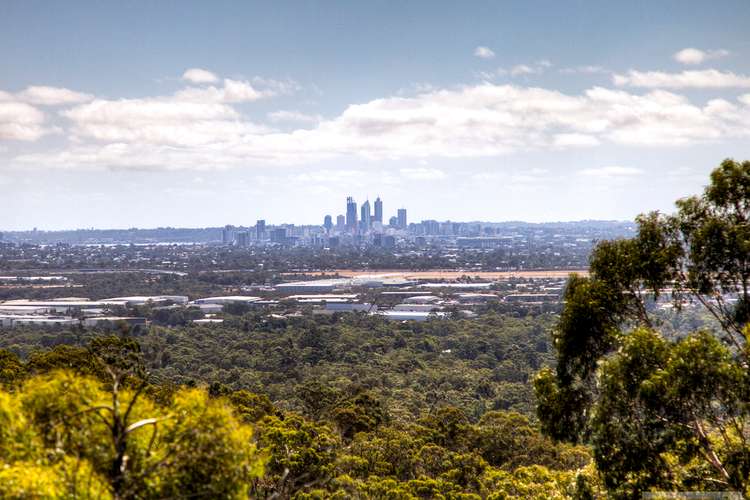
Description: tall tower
323,215,333,232
374,196,383,223
222,225,235,245
360,199,371,232
397,208,407,229
346,197,358,231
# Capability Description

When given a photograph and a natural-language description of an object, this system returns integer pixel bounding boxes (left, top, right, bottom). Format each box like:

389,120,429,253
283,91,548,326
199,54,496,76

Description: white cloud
182,68,219,84
510,64,535,76
474,46,495,59
61,94,269,147
9,80,750,169
614,69,750,89
0,100,50,141
559,65,608,75
251,76,301,96
18,86,93,106
673,48,729,65
399,167,447,180
267,110,322,124
553,133,600,147
174,79,267,103
55,77,291,147
504,60,552,77
579,166,643,177
175,77,297,103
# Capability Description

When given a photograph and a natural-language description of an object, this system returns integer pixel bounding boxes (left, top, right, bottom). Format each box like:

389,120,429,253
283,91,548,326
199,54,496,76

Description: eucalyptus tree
536,159,750,497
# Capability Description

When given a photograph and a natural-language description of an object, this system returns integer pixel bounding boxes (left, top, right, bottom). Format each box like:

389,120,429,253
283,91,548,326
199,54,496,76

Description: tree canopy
536,159,750,497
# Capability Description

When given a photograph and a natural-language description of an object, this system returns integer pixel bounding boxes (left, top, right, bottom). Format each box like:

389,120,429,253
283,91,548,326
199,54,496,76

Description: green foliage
154,388,263,499
537,158,750,497
554,274,625,383
0,326,594,498
332,391,389,440
0,369,263,499
0,349,23,387
255,413,339,496
0,312,555,420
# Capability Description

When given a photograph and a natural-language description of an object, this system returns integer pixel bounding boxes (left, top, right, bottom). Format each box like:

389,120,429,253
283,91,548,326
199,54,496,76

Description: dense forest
0,334,595,498
0,313,554,422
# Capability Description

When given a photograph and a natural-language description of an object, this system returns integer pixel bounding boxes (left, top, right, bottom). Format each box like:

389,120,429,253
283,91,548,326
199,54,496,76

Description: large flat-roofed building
376,310,446,322
83,317,147,327
192,296,262,305
392,303,441,312
0,315,78,328
103,296,189,306
419,282,494,290
0,299,123,313
276,280,343,293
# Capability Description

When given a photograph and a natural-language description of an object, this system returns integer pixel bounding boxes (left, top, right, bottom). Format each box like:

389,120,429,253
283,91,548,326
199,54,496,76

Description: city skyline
3,1,750,230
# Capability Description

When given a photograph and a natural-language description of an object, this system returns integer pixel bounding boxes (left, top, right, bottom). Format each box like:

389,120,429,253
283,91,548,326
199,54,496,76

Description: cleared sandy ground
291,269,588,280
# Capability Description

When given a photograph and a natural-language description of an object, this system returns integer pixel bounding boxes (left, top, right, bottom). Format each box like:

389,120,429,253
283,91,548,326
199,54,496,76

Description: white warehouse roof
192,296,262,305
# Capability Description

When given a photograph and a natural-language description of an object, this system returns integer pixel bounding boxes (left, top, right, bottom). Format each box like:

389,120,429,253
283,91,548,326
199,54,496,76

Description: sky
2,0,750,230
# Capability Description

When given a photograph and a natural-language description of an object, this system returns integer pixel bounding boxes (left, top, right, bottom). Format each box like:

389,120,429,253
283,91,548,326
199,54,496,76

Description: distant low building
83,317,147,327
325,302,375,312
375,310,446,322
192,296,262,305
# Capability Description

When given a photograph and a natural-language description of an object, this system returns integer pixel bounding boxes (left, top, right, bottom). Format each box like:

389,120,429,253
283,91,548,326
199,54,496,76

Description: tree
254,413,338,496
536,159,750,497
0,336,264,500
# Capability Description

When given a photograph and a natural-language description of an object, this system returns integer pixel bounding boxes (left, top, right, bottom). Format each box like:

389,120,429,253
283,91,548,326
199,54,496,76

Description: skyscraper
360,199,371,231
236,231,249,247
270,228,287,244
222,225,235,245
346,197,357,230
323,215,333,232
255,220,265,240
397,208,407,229
336,214,345,231
374,197,383,223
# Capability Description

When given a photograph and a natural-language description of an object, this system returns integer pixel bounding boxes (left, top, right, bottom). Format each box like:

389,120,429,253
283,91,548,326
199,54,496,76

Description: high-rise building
346,197,358,230
388,216,398,227
255,220,266,240
336,214,345,231
374,197,383,223
423,220,439,235
221,225,235,245
323,215,333,232
236,231,249,247
397,208,407,229
360,199,371,231
270,228,287,244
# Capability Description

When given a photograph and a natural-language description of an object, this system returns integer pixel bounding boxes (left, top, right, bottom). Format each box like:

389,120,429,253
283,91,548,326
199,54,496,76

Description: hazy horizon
3,217,636,234
3,1,750,230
